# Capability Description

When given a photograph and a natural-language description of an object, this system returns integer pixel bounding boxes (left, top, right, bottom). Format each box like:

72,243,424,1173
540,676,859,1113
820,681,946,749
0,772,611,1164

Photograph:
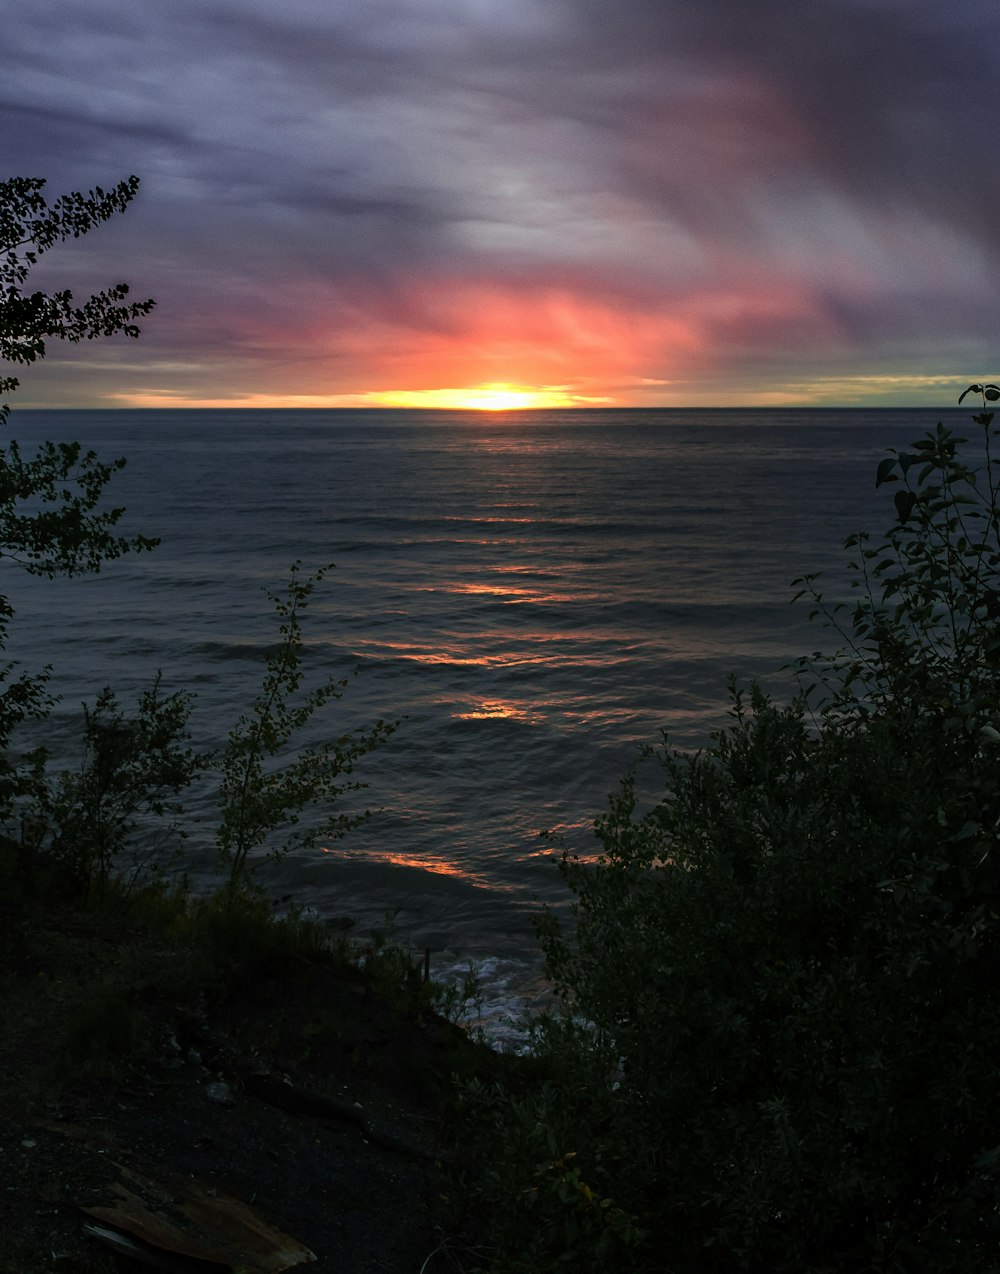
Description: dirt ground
0,908,497,1274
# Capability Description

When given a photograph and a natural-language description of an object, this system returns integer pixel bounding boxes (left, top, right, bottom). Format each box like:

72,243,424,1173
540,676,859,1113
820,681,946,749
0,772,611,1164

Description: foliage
216,562,396,891
0,175,157,822
1,177,152,377
0,177,393,907
0,175,156,571
185,889,341,981
20,677,203,897
4,562,393,905
471,389,1000,1272
431,958,486,1028
459,1035,649,1274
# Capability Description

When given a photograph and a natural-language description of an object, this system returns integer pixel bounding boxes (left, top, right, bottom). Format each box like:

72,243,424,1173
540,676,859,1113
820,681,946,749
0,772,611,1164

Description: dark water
2,406,967,1030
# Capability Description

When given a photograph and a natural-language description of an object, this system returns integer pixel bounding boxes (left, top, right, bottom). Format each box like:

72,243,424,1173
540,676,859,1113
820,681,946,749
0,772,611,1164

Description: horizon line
8,402,971,413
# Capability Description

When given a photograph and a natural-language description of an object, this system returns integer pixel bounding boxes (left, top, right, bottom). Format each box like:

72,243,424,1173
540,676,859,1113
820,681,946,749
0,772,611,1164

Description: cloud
571,0,1000,247
3,0,998,406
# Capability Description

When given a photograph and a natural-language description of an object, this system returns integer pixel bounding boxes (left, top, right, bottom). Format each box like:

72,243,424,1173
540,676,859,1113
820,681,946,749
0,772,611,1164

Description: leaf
894,490,917,524
875,457,898,488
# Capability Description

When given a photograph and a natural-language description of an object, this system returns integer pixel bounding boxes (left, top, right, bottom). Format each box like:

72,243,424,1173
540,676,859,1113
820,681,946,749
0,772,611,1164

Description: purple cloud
3,0,997,406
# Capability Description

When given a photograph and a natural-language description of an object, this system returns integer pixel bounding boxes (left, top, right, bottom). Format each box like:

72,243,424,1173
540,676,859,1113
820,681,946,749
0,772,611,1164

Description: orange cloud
319,279,705,399
108,268,858,409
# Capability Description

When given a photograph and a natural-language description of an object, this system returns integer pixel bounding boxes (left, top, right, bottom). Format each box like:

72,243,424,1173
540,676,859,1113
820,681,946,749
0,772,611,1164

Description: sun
366,382,575,410
454,384,568,411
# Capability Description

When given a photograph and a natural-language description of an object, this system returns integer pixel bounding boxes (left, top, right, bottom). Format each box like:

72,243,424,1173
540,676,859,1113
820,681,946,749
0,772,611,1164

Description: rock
204,1081,236,1106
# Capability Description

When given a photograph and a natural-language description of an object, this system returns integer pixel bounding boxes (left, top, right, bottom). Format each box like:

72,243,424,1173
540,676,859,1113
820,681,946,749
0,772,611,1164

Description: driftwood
81,1169,316,1273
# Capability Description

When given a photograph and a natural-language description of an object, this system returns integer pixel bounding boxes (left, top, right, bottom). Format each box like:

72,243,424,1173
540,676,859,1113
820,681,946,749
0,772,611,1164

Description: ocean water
2,407,968,1030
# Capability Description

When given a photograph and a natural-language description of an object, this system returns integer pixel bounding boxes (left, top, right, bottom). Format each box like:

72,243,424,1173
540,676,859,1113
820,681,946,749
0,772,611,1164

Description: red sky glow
4,0,997,409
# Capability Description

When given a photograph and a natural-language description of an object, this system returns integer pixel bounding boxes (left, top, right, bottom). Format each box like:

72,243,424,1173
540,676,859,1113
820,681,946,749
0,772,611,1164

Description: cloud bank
4,0,997,406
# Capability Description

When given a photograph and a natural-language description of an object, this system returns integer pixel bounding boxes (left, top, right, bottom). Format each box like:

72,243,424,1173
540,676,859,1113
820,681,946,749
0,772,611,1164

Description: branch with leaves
216,563,396,892
0,174,157,824
0,176,154,394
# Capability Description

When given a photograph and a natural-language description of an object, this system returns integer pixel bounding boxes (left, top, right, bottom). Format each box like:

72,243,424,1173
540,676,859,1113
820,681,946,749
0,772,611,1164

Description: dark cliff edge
0,900,509,1274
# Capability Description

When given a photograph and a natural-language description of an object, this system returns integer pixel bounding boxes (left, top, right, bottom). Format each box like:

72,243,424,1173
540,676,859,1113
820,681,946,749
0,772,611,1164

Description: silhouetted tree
0,175,156,810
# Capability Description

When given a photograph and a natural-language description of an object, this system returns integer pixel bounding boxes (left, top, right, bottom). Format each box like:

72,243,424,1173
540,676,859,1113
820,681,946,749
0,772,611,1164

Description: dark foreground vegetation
2,177,999,1272
471,391,1000,1273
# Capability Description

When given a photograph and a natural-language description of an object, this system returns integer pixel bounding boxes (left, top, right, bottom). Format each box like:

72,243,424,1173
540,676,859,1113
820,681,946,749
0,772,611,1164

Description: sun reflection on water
319,845,491,886
454,698,540,723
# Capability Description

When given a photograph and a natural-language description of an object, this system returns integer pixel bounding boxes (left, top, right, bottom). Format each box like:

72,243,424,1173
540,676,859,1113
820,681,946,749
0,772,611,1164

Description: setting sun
366,383,577,410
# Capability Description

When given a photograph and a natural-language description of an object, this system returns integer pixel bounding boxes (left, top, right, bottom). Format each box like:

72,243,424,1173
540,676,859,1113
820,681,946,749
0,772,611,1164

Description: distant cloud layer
5,0,997,406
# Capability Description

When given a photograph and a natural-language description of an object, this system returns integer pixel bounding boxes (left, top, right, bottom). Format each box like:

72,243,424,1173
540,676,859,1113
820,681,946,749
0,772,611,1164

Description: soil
0,906,501,1274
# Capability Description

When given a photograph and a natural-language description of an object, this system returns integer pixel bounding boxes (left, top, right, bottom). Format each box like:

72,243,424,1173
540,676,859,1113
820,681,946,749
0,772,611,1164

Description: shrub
23,676,202,897
474,391,1000,1273
216,562,396,893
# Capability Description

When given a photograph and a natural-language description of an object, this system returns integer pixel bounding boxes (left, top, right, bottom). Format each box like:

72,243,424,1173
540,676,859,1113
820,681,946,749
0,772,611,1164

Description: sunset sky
5,0,997,409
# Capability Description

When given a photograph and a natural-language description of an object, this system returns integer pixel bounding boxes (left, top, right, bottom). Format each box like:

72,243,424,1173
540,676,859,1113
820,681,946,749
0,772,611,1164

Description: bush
216,562,395,893
21,676,201,898
473,391,1000,1273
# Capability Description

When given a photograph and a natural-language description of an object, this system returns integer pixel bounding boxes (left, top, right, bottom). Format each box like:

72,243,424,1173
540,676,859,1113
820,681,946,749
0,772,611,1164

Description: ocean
2,406,968,1034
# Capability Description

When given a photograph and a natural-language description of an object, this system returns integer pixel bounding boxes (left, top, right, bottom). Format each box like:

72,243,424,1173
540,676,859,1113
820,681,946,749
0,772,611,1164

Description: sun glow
366,383,577,410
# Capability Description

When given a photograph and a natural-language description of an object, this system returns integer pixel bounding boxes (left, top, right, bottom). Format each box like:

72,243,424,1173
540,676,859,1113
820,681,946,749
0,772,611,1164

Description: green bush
473,392,1000,1272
